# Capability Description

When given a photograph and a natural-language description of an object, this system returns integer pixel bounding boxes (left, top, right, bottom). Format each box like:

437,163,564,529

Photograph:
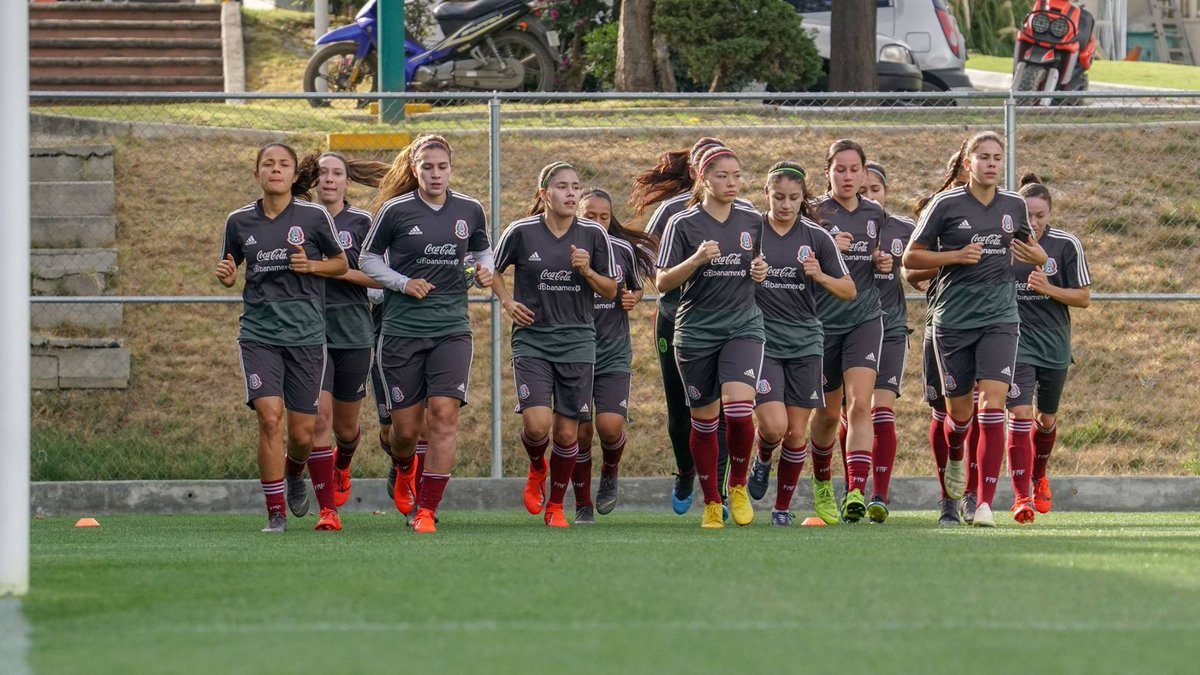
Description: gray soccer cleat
261,513,287,533
961,492,978,525
938,498,961,527
575,505,596,525
747,456,772,501
944,458,966,499
770,510,795,527
596,475,619,515
285,475,310,518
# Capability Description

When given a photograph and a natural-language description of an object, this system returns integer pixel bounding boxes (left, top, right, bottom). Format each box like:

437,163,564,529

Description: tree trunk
653,33,676,92
709,65,723,93
829,0,878,92
615,0,656,91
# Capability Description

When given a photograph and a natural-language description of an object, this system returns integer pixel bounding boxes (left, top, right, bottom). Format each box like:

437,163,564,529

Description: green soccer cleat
811,475,840,525
841,488,867,523
867,495,889,524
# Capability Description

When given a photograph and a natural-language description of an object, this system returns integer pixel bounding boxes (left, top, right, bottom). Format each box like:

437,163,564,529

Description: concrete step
29,37,222,59
30,146,114,182
31,303,123,331
31,56,223,79
30,75,225,92
32,216,117,249
31,337,130,390
29,19,222,40
31,181,115,218
30,2,220,23
31,248,119,296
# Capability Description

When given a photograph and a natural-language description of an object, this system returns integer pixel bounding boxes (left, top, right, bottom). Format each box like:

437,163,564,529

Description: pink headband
698,148,737,175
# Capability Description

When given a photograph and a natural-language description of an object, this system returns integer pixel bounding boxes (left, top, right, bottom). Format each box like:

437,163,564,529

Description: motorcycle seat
434,0,525,23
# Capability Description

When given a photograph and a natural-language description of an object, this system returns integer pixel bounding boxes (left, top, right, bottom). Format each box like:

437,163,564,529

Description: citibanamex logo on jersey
518,384,530,400
797,245,812,262
687,385,701,400
1044,257,1058,275
390,386,404,403
739,231,752,250
867,220,877,238
454,219,469,239
248,374,262,390
338,231,353,250
1008,383,1021,399
891,239,904,257
756,379,771,395
287,226,305,245
1002,214,1015,233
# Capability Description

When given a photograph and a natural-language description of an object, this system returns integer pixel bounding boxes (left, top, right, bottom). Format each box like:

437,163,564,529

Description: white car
803,19,924,92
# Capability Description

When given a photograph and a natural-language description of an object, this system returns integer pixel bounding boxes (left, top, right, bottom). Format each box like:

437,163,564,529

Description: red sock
600,433,625,477
723,401,755,487
334,428,361,471
379,432,395,464
307,447,336,511
521,429,549,470
547,442,578,507
945,414,972,462
966,394,981,494
572,441,593,507
930,410,949,499
871,407,896,501
810,439,835,483
755,433,779,464
285,453,306,479
414,440,427,502
1008,418,1034,501
837,414,849,489
774,444,808,511
976,409,1007,507
261,479,285,518
418,472,449,513
1033,421,1057,480
689,415,721,504
846,449,871,494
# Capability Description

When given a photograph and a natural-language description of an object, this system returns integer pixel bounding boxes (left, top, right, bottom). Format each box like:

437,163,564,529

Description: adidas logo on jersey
244,235,257,245
407,226,423,235
744,369,755,377
1001,366,1012,376
957,220,972,229
866,353,876,362
528,252,541,261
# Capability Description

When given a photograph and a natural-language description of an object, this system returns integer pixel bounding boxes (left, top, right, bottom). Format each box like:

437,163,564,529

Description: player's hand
873,249,894,274
834,231,853,252
1012,236,1047,265
956,243,983,266
367,288,385,305
503,300,535,326
1027,267,1051,295
569,245,591,274
619,289,640,311
750,255,768,283
215,254,237,287
474,266,493,288
691,240,721,267
403,278,436,299
289,244,313,274
801,254,822,279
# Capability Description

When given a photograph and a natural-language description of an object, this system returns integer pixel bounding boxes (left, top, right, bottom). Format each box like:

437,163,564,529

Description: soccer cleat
1012,497,1036,525
961,492,978,525
393,462,417,515
671,471,695,515
411,508,437,534
523,458,549,515
595,475,618,515
314,507,342,531
811,475,840,525
747,456,772,501
406,511,441,527
729,485,754,526
261,514,287,533
867,495,889,524
574,505,596,525
938,498,961,527
285,475,310,518
701,502,725,529
770,510,795,527
544,503,569,528
944,458,966,499
841,488,867,523
722,499,731,523
972,502,995,528
386,463,397,500
1033,477,1053,514
333,467,352,508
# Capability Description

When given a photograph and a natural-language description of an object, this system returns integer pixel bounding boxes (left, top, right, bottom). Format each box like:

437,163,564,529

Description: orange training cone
801,517,827,527
74,517,100,528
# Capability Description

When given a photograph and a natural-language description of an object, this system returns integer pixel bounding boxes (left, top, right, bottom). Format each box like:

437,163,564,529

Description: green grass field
17,512,1200,674
967,53,1200,90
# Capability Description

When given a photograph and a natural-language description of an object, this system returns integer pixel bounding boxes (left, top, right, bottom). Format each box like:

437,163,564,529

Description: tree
654,0,820,93
829,0,877,92
615,0,656,91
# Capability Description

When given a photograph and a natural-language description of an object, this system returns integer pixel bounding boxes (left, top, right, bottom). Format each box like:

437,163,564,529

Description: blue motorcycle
303,0,561,107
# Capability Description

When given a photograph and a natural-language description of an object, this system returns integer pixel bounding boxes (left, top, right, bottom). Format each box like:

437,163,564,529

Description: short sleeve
912,196,950,248
468,202,491,254
624,247,643,291
221,217,243,266
494,223,521,273
362,203,398,257
590,227,614,278
656,216,688,269
1060,234,1090,288
313,209,344,258
1013,200,1033,241
815,226,849,277
644,200,674,239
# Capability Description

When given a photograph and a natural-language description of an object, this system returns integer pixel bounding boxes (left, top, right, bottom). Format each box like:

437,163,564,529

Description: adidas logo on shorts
743,369,755,377
580,404,590,413
457,383,466,392
888,376,898,385
529,252,541,261
619,399,627,408
810,391,819,400
1001,366,1012,376
866,353,876,362
957,220,972,229
244,235,257,245
408,226,424,235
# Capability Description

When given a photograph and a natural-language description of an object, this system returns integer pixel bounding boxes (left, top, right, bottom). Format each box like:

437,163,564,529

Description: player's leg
749,357,786,502
241,340,289,531
1006,363,1037,524
932,325,977,502
718,337,763,527
656,311,697,514
676,345,724,529
971,323,1022,528
283,345,337,530
1032,365,1068,514
572,416,595,523
545,364,590,528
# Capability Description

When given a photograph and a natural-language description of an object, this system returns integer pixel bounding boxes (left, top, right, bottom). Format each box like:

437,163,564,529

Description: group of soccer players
218,129,1089,533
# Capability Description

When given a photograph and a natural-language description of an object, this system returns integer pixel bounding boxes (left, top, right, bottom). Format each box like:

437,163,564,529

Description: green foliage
582,22,619,90
654,0,820,92
950,0,1034,57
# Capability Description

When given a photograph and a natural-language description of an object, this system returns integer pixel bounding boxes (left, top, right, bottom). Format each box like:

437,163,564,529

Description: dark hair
629,136,725,215
865,160,888,188
254,143,305,197
687,146,740,207
764,161,815,222
915,134,1002,217
371,134,454,212
1018,172,1052,209
580,188,658,278
526,161,578,216
824,139,868,191
294,151,390,201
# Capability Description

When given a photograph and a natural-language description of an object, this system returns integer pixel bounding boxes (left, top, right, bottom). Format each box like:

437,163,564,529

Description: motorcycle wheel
303,42,377,109
488,30,557,92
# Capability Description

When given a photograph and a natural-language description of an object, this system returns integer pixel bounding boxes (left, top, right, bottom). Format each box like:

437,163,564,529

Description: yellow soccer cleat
701,502,725,529
729,485,754,526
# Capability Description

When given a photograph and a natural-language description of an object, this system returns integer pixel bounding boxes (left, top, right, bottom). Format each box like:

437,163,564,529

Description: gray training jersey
874,213,916,337
593,238,644,375
495,214,615,363
912,186,1032,330
324,203,375,348
811,194,886,334
221,198,343,346
1014,227,1090,369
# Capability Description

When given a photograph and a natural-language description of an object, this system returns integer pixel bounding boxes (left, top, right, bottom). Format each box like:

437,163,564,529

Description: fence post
1004,94,1017,190
489,97,503,478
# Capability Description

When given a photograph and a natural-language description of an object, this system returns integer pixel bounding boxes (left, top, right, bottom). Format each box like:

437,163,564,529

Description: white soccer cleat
972,502,995,528
944,458,966,500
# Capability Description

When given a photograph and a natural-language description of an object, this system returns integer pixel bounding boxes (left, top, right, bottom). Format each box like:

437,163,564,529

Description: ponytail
915,144,969,218
581,188,658,278
629,136,726,215
371,134,453,212
1018,172,1052,209
294,151,390,202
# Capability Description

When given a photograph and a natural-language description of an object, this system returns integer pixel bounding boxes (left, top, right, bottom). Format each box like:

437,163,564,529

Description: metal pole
0,0,30,597
489,97,503,479
314,0,330,93
1004,95,1017,190
378,0,406,123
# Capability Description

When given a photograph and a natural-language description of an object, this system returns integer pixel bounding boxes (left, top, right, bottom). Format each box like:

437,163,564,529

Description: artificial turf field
15,511,1200,674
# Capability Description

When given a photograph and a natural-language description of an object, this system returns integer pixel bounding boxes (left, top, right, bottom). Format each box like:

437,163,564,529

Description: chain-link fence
27,90,1200,481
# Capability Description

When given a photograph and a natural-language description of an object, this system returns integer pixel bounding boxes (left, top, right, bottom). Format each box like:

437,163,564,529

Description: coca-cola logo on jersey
540,269,573,281
256,248,289,262
423,243,458,256
710,252,743,266
971,233,1005,246
847,240,870,253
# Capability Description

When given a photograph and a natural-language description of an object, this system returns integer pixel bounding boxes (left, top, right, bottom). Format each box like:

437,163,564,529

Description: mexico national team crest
687,385,702,400
891,239,904,257
454,219,469,239
798,245,812,262
739,231,753,251
945,374,957,391
867,220,877,238
925,385,938,401
615,265,625,284
391,386,404,403
338,230,353,250
287,226,305,245
1043,257,1058,275
1002,214,1015,233
756,379,771,395
248,374,262,390
1008,383,1021,399
518,384,530,400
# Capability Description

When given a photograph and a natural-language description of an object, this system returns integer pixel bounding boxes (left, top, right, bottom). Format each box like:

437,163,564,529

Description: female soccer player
807,139,889,523
656,146,768,529
492,162,617,528
747,162,854,526
903,131,1046,528
633,137,737,514
216,142,348,533
1008,173,1090,520
570,188,657,524
358,135,494,534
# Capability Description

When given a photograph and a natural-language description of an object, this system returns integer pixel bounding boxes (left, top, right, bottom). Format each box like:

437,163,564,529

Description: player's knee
332,418,358,443
1036,412,1057,429
783,428,807,450
757,417,786,445
426,404,458,438
256,405,285,438
595,419,623,445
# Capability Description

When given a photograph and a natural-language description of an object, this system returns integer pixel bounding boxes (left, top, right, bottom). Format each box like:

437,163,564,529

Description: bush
582,22,619,90
950,0,1034,57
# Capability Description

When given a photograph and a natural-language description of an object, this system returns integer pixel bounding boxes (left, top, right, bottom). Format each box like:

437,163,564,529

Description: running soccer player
656,146,768,529
216,142,348,533
808,139,889,523
492,162,616,529
1008,173,1090,520
903,131,1047,528
358,135,494,534
570,188,657,524
746,162,854,526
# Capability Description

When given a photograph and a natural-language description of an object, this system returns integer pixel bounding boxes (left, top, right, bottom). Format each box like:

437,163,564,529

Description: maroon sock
837,414,849,491
600,433,625,477
1008,418,1034,501
810,439,835,483
755,433,780,464
285,454,306,479
414,440,427,502
572,440,593,507
723,401,755,487
307,447,336,511
774,444,807,512
418,472,449,513
334,428,361,471
871,407,896,501
521,429,549,470
689,415,721,504
930,410,950,499
547,441,578,507
966,420,981,497
945,414,972,462
846,449,871,494
379,433,395,463
977,409,1007,507
261,479,285,518
1033,421,1057,480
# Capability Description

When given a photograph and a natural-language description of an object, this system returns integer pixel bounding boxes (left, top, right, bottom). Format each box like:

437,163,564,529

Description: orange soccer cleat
314,507,342,531
393,462,417,515
1033,477,1053,514
1011,497,1036,525
411,508,437,534
523,458,548,515
333,466,352,507
544,503,569,528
